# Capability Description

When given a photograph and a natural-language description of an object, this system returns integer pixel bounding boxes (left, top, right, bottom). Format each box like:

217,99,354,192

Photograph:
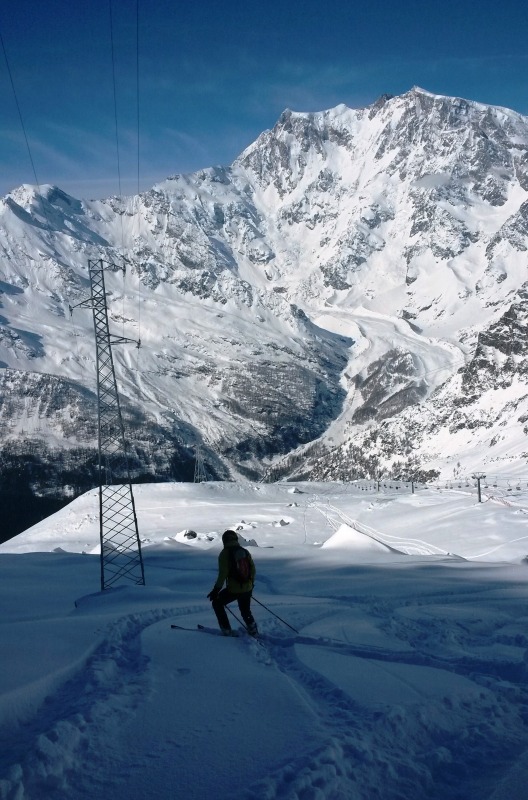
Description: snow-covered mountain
1,87,528,522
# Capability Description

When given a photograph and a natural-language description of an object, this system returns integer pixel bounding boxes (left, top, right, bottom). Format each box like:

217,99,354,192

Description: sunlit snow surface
2,480,528,799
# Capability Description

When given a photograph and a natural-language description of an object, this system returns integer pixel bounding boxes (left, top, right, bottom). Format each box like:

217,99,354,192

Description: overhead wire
0,31,41,194
0,25,89,414
0,29,55,237
134,0,142,373
108,0,124,206
105,0,142,395
108,0,128,347
136,0,140,202
104,0,144,397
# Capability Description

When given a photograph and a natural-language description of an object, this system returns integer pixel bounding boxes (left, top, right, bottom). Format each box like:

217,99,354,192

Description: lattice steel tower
193,445,207,483
73,258,145,590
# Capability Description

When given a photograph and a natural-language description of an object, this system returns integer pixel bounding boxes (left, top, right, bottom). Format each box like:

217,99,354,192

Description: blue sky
1,0,527,199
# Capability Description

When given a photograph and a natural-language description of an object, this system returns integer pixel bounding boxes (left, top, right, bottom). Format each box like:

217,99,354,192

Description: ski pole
252,596,299,633
226,605,245,628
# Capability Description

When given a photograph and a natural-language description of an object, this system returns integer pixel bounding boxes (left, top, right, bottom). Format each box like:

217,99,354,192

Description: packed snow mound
170,529,217,548
321,523,402,554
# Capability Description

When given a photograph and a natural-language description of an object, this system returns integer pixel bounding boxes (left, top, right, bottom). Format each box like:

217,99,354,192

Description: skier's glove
207,587,219,601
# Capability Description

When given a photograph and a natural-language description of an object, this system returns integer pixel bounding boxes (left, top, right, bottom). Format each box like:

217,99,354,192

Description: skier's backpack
229,546,253,585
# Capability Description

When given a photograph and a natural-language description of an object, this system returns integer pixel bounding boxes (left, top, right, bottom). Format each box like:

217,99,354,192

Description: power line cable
1,27,91,429
0,30,41,192
136,0,140,199
108,0,127,289
135,0,142,366
108,0,123,203
0,28,56,237
104,1,144,398
107,0,142,405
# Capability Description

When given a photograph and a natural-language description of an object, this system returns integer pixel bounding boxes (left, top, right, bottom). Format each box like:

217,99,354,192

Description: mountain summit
1,88,527,523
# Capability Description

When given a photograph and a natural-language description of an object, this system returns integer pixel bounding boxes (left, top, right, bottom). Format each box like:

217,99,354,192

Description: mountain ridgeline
1,87,528,536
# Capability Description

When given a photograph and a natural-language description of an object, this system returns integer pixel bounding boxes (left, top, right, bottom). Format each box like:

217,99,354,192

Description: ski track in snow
311,496,450,556
241,599,528,800
0,608,179,799
238,608,528,800
2,596,528,800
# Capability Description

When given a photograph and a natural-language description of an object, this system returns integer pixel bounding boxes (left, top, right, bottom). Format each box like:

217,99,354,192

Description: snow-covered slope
3,481,528,799
1,87,528,504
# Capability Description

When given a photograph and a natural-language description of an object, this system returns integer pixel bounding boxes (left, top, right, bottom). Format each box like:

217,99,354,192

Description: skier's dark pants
212,588,255,630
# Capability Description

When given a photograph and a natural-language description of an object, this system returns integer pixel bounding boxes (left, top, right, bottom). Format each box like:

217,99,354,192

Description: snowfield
2,480,528,799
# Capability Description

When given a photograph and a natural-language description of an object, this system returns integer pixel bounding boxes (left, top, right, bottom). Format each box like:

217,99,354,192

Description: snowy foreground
2,481,528,800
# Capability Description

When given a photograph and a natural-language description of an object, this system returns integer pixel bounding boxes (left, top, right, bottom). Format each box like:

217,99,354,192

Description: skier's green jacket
214,540,255,594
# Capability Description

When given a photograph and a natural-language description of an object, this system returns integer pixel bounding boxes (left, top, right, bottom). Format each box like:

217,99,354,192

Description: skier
207,529,258,636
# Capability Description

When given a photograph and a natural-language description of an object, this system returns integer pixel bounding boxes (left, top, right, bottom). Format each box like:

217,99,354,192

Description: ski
197,623,262,640
198,624,241,637
171,622,270,663
170,623,240,637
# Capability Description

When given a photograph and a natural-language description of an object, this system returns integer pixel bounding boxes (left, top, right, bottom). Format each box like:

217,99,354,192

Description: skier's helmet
222,529,238,544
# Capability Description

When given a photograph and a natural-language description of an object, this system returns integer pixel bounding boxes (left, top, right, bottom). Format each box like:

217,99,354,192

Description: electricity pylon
193,445,207,483
72,258,145,590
